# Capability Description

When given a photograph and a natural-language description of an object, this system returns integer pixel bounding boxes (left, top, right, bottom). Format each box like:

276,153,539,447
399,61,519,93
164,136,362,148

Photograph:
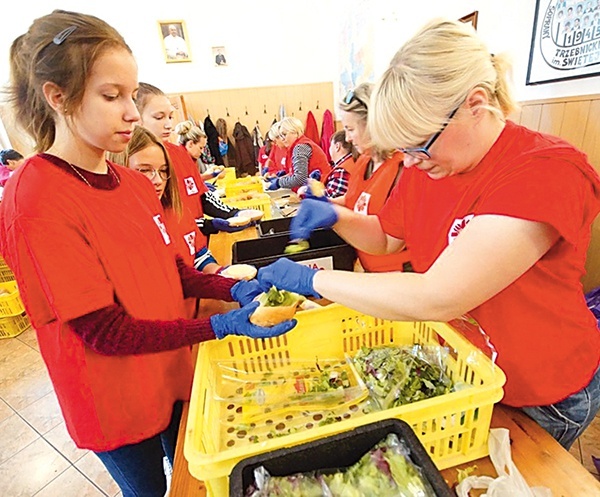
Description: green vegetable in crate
249,286,305,327
353,345,453,410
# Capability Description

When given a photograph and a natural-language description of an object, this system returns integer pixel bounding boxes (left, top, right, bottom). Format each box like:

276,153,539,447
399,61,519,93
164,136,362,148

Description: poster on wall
158,20,191,63
526,0,600,85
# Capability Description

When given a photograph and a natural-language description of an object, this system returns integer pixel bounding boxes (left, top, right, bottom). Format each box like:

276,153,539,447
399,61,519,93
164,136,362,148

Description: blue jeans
521,365,600,450
95,401,183,497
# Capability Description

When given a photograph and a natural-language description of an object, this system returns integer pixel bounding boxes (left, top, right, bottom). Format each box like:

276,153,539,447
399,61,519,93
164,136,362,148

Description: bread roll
220,264,257,281
249,303,299,327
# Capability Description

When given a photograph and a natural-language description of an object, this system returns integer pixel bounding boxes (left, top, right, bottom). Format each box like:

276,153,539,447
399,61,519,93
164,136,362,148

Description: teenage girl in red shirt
0,10,295,496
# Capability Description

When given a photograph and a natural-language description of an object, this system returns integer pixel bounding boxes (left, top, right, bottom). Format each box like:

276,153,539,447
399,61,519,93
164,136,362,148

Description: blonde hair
370,18,517,150
124,126,183,218
174,120,206,145
268,122,281,140
8,10,131,152
278,116,304,136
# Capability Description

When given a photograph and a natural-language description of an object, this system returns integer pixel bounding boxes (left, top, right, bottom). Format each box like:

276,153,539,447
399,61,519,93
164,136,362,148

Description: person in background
323,130,355,198
174,120,225,181
0,10,294,497
266,116,329,192
256,18,600,450
261,121,287,178
257,135,273,173
0,148,25,186
135,83,251,273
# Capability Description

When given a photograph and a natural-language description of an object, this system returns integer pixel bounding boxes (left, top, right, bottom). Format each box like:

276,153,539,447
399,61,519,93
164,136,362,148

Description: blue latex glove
289,198,338,241
210,301,297,339
212,217,251,233
230,279,263,306
267,177,280,191
309,170,322,181
257,258,321,298
261,166,269,176
276,170,287,177
204,181,217,191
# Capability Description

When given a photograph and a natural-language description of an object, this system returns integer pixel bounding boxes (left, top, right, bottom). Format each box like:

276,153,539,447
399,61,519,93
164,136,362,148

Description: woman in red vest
0,11,295,496
266,116,329,192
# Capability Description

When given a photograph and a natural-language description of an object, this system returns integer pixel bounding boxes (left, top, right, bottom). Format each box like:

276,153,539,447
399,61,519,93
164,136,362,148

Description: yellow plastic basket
215,167,236,185
0,257,15,283
226,193,273,220
184,304,506,497
223,177,264,198
0,311,31,339
0,281,25,317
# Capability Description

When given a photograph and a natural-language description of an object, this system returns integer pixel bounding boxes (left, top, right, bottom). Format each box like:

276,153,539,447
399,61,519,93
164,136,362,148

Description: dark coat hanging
233,122,257,177
204,115,224,165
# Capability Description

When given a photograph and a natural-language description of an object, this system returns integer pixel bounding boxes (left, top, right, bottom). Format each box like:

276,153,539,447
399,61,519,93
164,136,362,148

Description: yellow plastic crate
0,311,31,339
0,281,25,317
227,194,273,220
0,257,15,283
215,167,236,185
223,177,264,198
184,304,506,497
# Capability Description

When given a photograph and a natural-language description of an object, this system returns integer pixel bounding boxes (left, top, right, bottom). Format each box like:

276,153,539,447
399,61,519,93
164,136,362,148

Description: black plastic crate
232,230,356,270
229,417,453,496
256,217,293,237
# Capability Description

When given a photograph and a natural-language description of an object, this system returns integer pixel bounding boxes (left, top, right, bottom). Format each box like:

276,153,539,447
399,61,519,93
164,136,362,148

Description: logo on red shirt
153,214,171,245
448,214,474,244
184,177,199,195
354,192,371,215
183,231,196,255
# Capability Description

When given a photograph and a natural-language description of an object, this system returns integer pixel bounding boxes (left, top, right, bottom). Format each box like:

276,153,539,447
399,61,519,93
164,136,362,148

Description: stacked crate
0,257,30,338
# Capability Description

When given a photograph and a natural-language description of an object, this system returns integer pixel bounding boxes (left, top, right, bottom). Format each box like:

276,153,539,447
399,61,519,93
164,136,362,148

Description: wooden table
170,212,600,497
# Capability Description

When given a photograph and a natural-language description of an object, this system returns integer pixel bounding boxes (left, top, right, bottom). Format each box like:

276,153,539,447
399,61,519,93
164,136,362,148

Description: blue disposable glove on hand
261,166,269,176
257,258,320,298
267,177,280,191
289,198,338,241
276,170,287,177
230,279,263,306
210,301,297,339
204,182,217,191
212,218,250,233
309,170,322,181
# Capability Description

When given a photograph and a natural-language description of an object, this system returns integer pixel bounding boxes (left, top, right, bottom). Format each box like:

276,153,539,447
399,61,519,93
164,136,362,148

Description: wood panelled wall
509,93,600,292
168,82,334,143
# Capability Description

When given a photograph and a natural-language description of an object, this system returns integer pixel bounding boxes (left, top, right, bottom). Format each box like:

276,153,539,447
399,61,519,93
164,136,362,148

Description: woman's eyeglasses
400,105,460,160
343,89,368,109
136,167,170,181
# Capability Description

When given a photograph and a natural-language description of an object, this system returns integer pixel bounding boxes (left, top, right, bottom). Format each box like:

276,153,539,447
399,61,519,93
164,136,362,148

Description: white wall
0,1,597,104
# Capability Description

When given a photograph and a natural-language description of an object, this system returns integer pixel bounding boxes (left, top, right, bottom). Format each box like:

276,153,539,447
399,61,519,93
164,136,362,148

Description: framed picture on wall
158,20,191,63
459,11,479,30
212,46,228,66
526,0,600,85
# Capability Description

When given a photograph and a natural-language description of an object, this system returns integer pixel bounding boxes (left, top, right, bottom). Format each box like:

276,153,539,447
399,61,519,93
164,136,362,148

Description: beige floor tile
75,452,120,496
0,413,40,465
578,413,600,477
0,358,53,411
0,437,70,497
0,337,39,370
44,421,89,464
17,326,40,352
19,390,63,435
34,465,105,497
0,398,14,424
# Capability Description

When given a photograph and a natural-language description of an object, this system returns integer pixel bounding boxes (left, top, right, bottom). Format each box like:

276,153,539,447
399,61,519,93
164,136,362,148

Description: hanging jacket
320,109,335,162
233,122,257,177
203,115,223,165
252,124,264,163
305,111,320,145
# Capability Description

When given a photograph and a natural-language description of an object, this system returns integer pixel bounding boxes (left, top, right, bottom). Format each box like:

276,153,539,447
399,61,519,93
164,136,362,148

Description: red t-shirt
379,120,600,406
267,144,287,174
0,155,193,451
345,152,410,272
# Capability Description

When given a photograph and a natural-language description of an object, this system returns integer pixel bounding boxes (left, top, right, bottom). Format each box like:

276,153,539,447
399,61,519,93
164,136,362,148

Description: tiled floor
0,327,121,497
2,326,600,495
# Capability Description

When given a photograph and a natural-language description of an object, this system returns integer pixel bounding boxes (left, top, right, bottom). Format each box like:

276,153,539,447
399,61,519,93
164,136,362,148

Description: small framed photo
459,11,479,30
212,46,228,66
158,20,191,63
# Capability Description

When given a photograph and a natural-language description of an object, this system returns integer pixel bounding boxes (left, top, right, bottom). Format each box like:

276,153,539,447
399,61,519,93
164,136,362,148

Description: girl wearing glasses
257,18,600,450
265,116,329,191
0,11,295,496
334,83,410,272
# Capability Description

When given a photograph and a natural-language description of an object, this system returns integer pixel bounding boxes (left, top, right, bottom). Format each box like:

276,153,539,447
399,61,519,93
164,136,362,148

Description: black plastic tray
229,417,453,496
256,217,293,237
232,230,356,270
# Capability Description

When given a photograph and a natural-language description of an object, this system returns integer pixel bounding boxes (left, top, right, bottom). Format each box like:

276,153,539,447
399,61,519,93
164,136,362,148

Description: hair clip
53,26,77,45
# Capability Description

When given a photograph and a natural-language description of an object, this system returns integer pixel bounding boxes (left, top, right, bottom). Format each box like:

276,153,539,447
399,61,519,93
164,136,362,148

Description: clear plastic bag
455,428,552,497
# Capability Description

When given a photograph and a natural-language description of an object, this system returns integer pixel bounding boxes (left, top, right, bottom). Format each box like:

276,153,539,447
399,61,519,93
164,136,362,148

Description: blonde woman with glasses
257,18,600,450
